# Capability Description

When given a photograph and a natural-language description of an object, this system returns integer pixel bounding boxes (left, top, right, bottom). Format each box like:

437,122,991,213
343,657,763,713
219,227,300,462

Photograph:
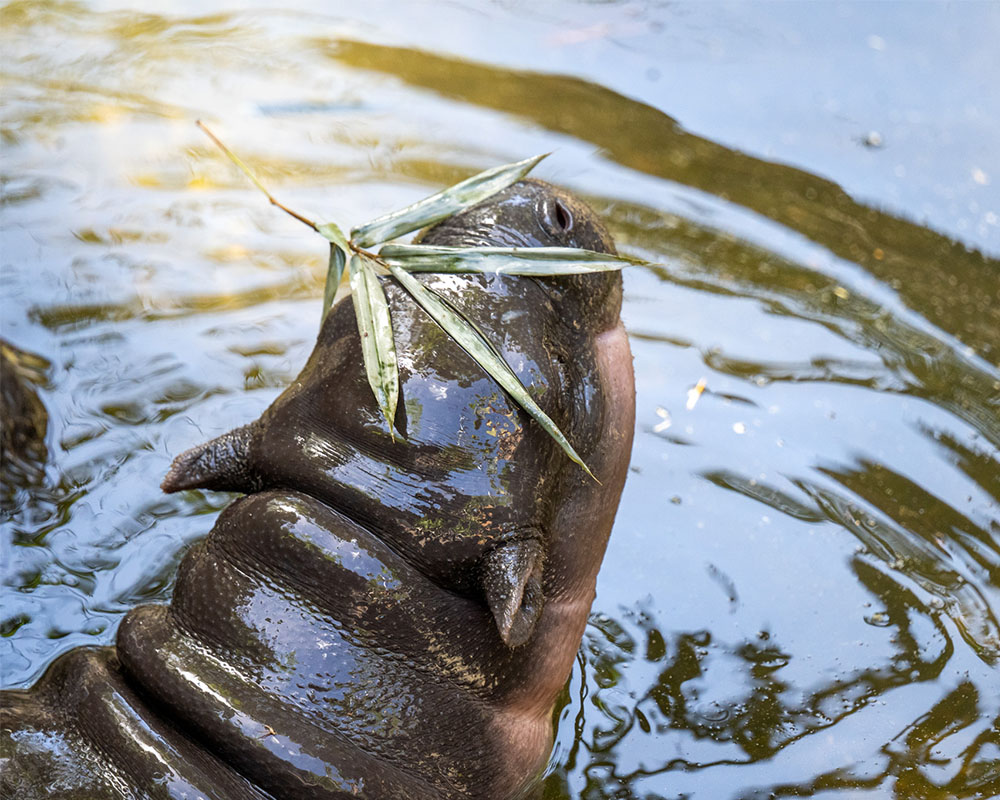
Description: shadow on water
607,202,1000,450
324,40,1000,366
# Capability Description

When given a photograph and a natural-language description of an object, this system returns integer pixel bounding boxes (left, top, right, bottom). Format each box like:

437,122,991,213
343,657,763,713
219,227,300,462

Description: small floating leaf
322,244,346,320
351,154,549,248
379,244,641,275
349,254,399,436
389,265,596,480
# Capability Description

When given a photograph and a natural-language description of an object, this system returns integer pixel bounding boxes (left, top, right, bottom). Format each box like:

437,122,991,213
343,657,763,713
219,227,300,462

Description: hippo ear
161,423,261,494
482,538,545,648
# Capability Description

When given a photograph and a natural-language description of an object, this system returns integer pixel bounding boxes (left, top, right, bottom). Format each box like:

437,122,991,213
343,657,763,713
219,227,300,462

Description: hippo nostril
554,201,572,232
541,196,574,237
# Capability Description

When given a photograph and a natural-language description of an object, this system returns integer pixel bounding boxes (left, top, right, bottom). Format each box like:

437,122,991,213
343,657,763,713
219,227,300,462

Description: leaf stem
196,120,320,232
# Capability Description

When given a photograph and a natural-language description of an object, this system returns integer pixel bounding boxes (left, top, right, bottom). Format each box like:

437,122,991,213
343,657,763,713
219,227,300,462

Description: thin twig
196,120,319,232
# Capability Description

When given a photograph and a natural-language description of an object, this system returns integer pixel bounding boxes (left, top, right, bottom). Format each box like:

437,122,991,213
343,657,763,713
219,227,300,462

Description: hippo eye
542,197,574,235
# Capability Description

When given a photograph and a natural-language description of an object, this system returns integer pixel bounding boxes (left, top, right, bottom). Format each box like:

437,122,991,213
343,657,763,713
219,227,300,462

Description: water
2,2,999,798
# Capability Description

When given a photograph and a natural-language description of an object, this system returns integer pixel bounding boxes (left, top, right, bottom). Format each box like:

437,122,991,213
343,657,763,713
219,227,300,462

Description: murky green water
2,2,998,797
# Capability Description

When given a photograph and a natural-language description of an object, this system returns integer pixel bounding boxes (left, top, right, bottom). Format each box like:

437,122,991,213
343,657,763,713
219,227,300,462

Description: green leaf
378,244,641,275
351,154,549,248
317,221,350,252
349,254,399,437
322,244,346,320
388,265,597,481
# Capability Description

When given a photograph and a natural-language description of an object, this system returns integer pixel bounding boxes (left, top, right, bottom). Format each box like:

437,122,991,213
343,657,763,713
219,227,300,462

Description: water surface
2,2,998,798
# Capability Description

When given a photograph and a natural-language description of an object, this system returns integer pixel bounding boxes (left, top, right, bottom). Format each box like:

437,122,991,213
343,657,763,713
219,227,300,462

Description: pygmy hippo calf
1,179,636,799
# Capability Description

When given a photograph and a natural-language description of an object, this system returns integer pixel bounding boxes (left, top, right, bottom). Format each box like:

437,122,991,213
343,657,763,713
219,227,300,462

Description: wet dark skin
0,180,636,800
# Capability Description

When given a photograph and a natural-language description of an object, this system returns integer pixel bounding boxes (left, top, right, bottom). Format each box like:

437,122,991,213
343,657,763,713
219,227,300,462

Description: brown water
2,2,999,798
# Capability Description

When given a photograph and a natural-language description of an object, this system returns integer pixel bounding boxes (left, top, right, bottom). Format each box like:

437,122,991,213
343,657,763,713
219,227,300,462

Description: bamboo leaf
322,244,346,320
317,221,350,252
379,244,641,275
351,154,549,248
349,254,399,437
388,265,597,480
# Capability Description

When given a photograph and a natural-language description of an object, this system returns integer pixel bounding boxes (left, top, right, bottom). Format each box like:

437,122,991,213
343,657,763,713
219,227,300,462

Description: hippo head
163,178,634,650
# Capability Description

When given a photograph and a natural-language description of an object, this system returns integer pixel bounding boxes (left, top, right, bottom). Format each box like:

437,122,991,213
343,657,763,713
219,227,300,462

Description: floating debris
862,130,884,148
653,406,672,432
686,378,707,410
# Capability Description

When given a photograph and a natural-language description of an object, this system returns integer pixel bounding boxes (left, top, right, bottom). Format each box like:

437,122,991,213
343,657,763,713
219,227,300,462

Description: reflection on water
548,596,998,799
1,2,998,798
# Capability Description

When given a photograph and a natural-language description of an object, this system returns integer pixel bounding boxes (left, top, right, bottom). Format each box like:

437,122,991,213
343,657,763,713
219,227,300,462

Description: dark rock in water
0,340,50,503
0,180,636,800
